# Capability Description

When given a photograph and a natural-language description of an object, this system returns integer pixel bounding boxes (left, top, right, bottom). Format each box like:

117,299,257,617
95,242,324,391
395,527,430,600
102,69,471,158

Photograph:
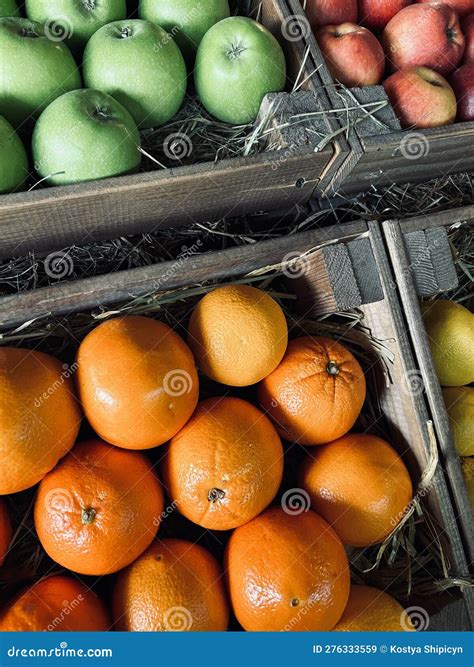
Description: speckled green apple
195,17,286,125
83,19,187,129
25,0,126,51
0,0,19,17
32,89,141,186
0,18,81,127
139,0,230,61
0,116,28,193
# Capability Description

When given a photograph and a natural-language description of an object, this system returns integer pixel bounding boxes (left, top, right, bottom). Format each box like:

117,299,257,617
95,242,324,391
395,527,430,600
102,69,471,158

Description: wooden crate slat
404,231,441,297
289,244,362,316
346,237,384,304
394,204,474,234
0,221,369,329
425,227,459,294
0,148,331,260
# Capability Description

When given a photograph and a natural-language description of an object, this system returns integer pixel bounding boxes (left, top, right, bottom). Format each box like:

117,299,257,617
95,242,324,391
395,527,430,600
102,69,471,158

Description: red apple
417,0,474,19
304,0,358,29
317,23,385,86
449,62,474,120
383,66,457,127
383,3,465,76
462,14,474,62
359,0,413,33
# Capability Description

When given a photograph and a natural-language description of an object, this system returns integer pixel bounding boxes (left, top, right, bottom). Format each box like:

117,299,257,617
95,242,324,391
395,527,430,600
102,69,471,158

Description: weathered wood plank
347,237,384,304
404,231,440,297
0,148,331,260
289,244,362,315
425,227,458,294
395,205,474,234
0,221,369,329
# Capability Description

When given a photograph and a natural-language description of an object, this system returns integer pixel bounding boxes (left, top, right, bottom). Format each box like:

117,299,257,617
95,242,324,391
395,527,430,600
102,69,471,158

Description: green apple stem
227,43,246,60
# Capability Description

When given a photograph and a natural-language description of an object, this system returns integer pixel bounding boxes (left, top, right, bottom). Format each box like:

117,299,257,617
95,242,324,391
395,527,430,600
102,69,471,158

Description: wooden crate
288,0,474,196
0,0,345,261
0,219,472,629
382,205,474,572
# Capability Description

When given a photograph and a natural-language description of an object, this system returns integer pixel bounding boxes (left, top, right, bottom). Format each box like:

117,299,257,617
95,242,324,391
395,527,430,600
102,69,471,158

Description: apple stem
84,0,96,10
120,27,132,39
21,27,39,38
447,27,457,43
227,43,246,60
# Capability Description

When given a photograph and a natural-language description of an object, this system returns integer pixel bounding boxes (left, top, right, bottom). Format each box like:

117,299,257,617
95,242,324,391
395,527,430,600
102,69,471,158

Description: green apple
25,0,126,51
0,115,28,194
83,19,187,129
195,17,286,124
139,0,230,61
0,0,19,17
0,18,81,127
32,89,142,186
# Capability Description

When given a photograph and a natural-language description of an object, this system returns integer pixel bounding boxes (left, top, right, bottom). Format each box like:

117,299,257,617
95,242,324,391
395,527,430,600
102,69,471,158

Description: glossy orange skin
225,507,350,631
299,434,413,547
113,539,229,631
0,575,110,631
334,585,415,631
0,499,12,566
34,440,164,575
258,336,366,446
76,316,199,449
162,397,284,530
0,347,82,494
187,284,288,387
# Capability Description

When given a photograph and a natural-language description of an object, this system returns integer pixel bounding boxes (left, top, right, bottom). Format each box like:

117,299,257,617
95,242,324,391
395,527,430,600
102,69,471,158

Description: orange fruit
334,585,415,631
187,285,288,386
225,507,350,631
113,538,229,631
0,575,110,631
34,439,164,575
162,397,284,530
0,498,11,566
0,347,82,494
76,315,199,449
258,336,366,445
299,433,413,547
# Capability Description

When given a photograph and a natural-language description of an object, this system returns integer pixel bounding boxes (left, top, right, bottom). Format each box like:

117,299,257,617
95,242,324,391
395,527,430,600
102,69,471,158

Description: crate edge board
392,204,474,235
336,124,474,195
0,146,333,261
0,220,369,329
382,219,474,570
